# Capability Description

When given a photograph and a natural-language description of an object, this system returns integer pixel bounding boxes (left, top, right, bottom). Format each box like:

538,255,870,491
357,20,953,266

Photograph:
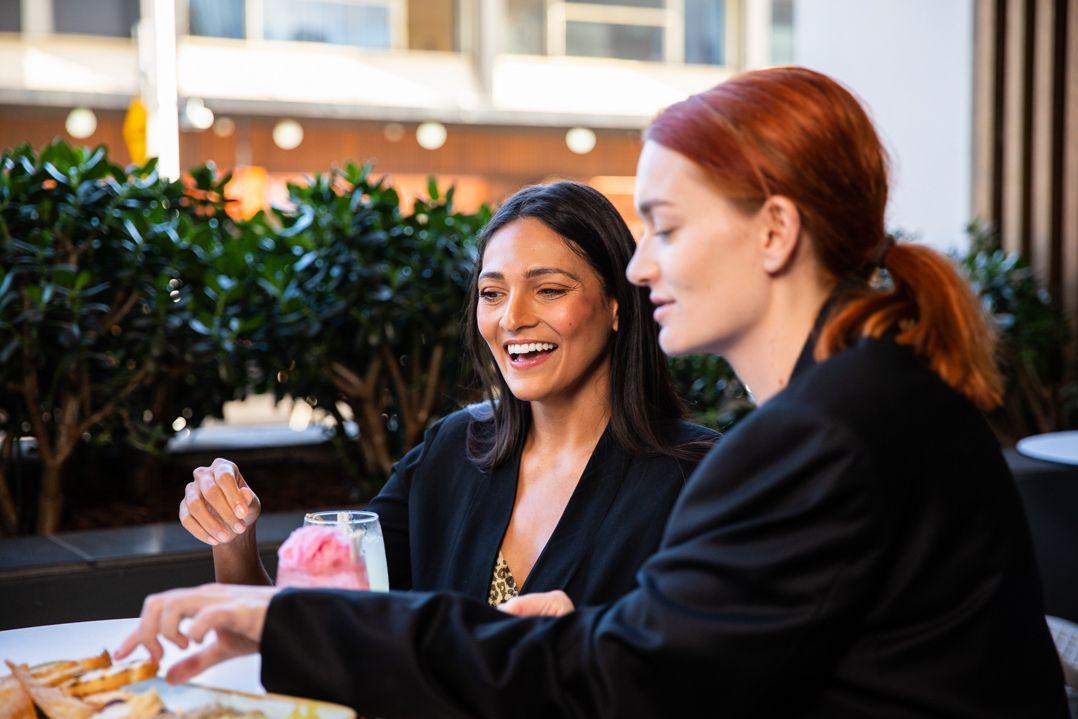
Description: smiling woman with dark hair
174,180,716,609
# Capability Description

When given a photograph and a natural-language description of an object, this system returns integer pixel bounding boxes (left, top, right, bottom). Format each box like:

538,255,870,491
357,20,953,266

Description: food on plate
0,675,35,719
5,661,94,719
31,653,112,688
2,651,342,719
62,662,159,698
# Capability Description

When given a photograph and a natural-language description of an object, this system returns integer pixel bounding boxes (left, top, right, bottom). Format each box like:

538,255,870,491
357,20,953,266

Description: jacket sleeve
363,416,446,591
260,406,886,718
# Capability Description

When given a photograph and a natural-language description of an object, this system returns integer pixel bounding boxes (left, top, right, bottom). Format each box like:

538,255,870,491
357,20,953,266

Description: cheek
476,306,500,348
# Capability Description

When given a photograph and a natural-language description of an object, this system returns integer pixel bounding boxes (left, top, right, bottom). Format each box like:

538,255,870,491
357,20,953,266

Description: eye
478,289,503,302
538,287,568,298
653,227,676,242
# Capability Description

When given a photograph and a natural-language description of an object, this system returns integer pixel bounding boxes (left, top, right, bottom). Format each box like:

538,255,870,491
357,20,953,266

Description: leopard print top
487,550,521,606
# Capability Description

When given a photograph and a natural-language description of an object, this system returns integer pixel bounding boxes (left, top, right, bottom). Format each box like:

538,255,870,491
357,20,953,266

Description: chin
658,328,695,357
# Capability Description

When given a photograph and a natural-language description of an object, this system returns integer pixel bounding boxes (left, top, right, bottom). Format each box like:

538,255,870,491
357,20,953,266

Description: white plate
1016,431,1078,467
126,677,355,719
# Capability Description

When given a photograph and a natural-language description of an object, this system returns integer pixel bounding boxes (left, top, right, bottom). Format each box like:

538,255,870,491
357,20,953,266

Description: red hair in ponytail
645,67,1002,411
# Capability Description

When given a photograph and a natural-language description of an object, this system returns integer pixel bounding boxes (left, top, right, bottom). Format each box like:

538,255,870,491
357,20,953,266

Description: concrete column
138,0,180,179
743,0,772,69
21,0,52,35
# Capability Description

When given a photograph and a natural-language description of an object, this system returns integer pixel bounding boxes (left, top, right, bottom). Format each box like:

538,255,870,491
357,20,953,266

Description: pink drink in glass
275,525,370,590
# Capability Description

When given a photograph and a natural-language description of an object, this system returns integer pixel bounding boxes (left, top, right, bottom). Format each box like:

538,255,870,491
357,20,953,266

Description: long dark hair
464,181,708,470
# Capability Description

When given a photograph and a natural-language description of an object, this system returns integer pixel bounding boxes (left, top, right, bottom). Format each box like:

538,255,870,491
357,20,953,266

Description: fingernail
233,522,245,533
217,533,230,543
208,538,218,546
235,505,247,518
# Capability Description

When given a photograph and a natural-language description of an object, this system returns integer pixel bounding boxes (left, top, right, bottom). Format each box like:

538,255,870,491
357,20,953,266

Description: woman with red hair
119,68,1067,717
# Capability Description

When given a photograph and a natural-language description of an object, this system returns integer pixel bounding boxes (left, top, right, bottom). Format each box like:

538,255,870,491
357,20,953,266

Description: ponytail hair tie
873,235,896,267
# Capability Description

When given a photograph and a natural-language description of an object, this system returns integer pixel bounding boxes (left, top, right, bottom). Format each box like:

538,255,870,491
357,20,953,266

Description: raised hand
180,458,261,546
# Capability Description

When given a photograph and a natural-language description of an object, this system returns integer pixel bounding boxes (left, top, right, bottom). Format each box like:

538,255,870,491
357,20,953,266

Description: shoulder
393,407,482,472
779,335,968,438
666,419,721,445
628,420,720,488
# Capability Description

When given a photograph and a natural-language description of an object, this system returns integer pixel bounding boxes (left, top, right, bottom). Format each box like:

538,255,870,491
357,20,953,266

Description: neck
726,276,835,406
527,359,612,453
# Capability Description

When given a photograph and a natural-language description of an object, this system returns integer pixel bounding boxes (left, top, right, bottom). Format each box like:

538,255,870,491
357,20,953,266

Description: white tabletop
1017,430,1078,467
0,618,263,694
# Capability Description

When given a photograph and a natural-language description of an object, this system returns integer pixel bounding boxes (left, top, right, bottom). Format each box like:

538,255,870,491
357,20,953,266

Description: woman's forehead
482,219,591,277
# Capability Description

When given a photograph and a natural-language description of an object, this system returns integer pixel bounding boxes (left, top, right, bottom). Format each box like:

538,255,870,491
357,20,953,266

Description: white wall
792,0,974,251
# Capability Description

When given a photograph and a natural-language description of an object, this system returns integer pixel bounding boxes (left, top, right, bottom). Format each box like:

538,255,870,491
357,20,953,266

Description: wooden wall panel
974,0,1077,375
1065,0,1078,368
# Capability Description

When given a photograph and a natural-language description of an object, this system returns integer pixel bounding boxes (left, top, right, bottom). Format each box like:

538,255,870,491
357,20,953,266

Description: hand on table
180,458,261,546
498,590,575,617
115,583,281,684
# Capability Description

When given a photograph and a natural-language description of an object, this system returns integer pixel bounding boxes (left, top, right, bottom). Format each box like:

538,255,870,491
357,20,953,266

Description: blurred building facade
0,0,1074,337
0,0,785,225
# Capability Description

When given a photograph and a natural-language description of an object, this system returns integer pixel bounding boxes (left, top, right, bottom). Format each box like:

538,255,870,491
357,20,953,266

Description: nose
626,234,655,288
500,289,538,333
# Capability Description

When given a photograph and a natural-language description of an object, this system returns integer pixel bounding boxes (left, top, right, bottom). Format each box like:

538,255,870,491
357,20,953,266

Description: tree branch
20,350,56,465
95,291,142,339
0,432,18,535
72,363,152,444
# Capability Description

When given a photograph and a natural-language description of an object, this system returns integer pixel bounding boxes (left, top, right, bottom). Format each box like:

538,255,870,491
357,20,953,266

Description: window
771,0,794,65
186,0,403,50
506,0,544,55
518,0,734,65
189,0,245,39
565,21,663,62
52,0,139,38
263,0,396,49
0,0,20,32
684,0,726,65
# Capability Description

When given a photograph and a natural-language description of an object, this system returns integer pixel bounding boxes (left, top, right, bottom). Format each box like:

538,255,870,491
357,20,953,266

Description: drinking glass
302,510,390,592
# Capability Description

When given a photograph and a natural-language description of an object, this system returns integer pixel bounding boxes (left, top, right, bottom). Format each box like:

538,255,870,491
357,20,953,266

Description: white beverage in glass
302,510,390,592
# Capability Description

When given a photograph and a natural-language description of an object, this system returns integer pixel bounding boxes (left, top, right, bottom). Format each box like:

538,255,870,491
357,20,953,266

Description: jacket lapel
451,450,521,601
519,425,631,594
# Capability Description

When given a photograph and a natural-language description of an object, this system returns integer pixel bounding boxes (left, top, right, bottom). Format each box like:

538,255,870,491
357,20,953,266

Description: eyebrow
478,267,583,282
636,199,673,217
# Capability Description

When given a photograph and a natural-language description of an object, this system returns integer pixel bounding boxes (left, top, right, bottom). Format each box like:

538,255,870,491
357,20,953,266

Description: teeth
507,342,557,356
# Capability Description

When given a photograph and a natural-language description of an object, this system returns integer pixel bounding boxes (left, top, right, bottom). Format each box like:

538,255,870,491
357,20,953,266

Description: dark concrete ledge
0,510,309,630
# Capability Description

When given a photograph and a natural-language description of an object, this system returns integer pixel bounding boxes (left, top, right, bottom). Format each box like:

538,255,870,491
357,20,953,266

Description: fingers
159,601,189,651
165,639,237,685
498,590,575,618
198,467,246,536
183,478,232,544
179,502,216,546
115,593,168,661
210,458,250,524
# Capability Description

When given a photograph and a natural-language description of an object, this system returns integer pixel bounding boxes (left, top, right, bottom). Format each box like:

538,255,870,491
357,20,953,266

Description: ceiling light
273,119,304,150
566,127,596,155
65,108,97,139
416,122,447,150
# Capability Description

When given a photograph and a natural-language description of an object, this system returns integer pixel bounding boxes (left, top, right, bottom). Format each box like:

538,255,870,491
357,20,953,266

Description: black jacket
367,407,717,606
262,335,1067,718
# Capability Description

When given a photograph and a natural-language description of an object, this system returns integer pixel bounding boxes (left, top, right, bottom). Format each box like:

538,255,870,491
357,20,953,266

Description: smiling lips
651,297,674,323
504,341,559,369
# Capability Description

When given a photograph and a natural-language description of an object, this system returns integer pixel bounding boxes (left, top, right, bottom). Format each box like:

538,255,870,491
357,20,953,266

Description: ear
758,195,803,275
609,298,619,333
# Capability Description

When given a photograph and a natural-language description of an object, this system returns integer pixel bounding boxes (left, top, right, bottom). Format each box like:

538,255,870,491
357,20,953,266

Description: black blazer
366,407,718,606
262,334,1067,718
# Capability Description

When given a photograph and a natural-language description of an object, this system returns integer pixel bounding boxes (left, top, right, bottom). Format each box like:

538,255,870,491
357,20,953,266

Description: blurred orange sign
123,98,147,165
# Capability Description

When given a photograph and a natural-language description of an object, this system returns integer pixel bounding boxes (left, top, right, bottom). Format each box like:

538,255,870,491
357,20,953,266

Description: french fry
4,661,94,719
0,675,36,719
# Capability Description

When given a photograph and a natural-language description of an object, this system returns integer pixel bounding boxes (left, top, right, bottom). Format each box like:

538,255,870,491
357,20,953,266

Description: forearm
212,527,272,586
